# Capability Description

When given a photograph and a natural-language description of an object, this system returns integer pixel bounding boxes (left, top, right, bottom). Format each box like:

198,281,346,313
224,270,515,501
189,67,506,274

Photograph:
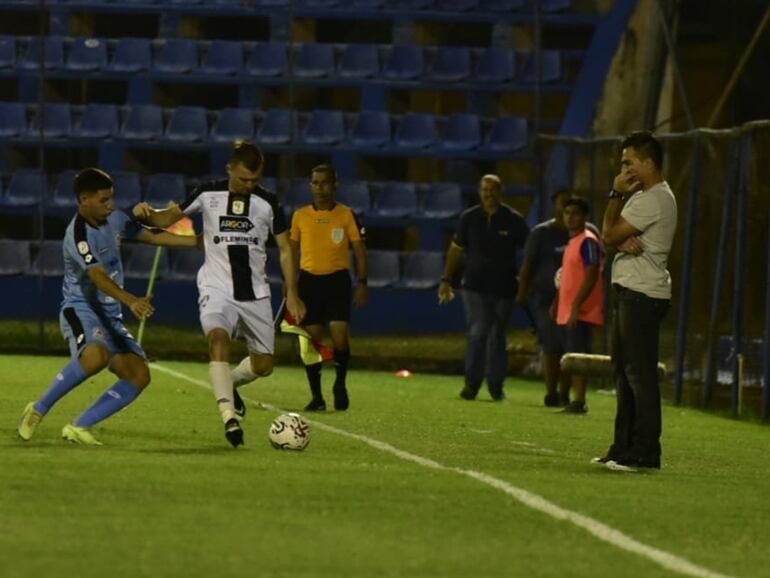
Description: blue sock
35,360,89,415
73,380,142,428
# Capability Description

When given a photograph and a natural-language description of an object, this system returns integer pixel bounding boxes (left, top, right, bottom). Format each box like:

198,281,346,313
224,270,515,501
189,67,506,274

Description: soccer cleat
18,402,43,441
333,384,349,411
605,460,637,473
591,455,612,465
560,401,588,414
459,386,478,400
304,397,327,412
544,392,560,407
233,388,246,420
489,389,505,402
558,391,571,407
62,424,103,446
224,418,244,447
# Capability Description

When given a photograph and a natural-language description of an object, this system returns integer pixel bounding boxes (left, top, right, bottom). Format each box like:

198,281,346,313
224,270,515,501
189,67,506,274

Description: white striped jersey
179,179,286,302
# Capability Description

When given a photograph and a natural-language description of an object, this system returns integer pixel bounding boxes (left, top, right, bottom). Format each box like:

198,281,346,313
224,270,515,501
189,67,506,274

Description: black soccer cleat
304,397,327,412
333,384,349,411
233,388,246,420
224,418,244,448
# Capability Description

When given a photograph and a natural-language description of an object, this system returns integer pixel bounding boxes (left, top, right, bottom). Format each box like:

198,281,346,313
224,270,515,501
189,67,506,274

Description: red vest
557,229,604,326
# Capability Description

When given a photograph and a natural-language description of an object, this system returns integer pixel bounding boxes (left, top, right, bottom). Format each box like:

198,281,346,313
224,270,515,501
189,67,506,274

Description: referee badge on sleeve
331,228,344,244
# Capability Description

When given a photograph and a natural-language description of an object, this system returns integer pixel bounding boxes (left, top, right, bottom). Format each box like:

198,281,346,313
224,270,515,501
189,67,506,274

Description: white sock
231,356,258,388
210,361,235,423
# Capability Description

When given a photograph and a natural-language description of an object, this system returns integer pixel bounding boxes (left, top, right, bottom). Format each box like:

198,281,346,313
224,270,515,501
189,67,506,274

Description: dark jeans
461,289,513,396
608,285,669,466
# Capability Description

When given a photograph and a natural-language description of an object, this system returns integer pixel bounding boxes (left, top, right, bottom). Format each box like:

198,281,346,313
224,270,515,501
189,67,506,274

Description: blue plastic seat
121,105,163,140
123,243,169,280
384,45,424,80
475,46,515,83
30,241,65,277
336,180,370,215
154,38,197,74
112,171,142,209
66,37,107,71
303,109,344,145
107,38,151,72
200,40,243,75
52,169,78,208
485,0,525,10
0,240,31,276
283,179,311,215
246,42,287,77
394,113,436,149
352,0,385,6
484,116,528,153
166,248,204,281
422,183,463,219
387,0,433,8
294,43,335,78
145,173,187,205
211,108,254,143
29,103,71,138
18,37,64,70
258,108,293,145
522,50,563,83
339,43,379,79
5,169,47,206
165,106,208,142
373,181,417,218
0,102,27,138
398,251,444,289
350,111,390,148
442,113,481,151
0,36,16,69
429,46,470,82
74,103,119,139
544,0,571,12
435,0,478,9
367,250,400,288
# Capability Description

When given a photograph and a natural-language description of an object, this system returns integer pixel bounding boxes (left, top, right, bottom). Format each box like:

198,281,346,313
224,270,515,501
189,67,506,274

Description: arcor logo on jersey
219,216,254,233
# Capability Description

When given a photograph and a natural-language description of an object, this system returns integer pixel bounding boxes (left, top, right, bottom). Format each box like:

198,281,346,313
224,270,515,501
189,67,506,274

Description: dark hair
311,164,337,182
74,168,113,200
550,188,572,201
621,130,663,169
563,196,590,215
230,139,264,172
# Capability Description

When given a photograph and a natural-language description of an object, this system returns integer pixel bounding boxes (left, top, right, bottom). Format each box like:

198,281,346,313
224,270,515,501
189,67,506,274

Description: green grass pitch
1,354,768,578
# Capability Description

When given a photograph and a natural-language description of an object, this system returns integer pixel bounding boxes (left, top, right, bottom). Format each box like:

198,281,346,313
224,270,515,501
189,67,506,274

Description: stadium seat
166,248,204,281
435,0,478,10
352,0,385,7
123,243,169,280
387,0,433,8
303,109,345,145
300,0,339,6
398,252,443,289
18,36,64,70
246,42,287,77
0,36,16,69
421,183,463,219
52,169,78,208
259,176,278,194
429,46,470,82
30,241,65,277
165,106,208,142
145,173,187,205
29,103,71,139
367,250,400,288
474,46,515,83
200,40,243,75
394,113,436,149
258,108,293,145
121,105,163,140
350,110,390,148
339,43,379,79
522,50,563,83
485,0,525,10
336,180,370,215
107,38,151,72
73,103,119,139
112,171,142,209
483,116,528,153
154,38,198,74
442,113,481,151
0,102,27,138
544,0,571,11
211,108,255,143
0,240,31,276
384,45,424,80
283,178,311,215
66,37,108,71
294,43,335,78
372,181,417,218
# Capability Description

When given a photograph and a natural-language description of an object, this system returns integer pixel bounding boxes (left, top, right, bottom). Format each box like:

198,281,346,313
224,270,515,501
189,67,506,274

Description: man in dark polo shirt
438,174,529,400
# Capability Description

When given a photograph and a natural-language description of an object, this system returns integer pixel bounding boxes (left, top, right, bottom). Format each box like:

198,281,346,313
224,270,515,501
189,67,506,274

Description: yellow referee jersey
290,203,364,275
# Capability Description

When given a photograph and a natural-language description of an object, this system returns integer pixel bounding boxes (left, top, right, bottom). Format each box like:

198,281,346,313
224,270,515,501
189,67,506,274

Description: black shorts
298,269,352,326
564,321,593,354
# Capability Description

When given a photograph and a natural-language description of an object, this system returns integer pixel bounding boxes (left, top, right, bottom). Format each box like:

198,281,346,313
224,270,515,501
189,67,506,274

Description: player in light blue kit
17,168,200,445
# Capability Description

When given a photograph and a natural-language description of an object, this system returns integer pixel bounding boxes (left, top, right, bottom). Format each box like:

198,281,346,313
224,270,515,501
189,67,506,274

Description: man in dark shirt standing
438,174,529,401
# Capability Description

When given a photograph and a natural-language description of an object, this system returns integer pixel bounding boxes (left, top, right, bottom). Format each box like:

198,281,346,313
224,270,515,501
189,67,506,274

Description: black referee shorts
298,269,352,326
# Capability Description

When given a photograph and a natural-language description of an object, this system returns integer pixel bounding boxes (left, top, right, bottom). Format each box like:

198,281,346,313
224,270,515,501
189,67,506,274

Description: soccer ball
268,412,311,450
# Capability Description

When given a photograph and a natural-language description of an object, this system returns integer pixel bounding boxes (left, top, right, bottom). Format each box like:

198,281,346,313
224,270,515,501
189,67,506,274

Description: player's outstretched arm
87,266,154,319
132,202,185,230
135,228,199,248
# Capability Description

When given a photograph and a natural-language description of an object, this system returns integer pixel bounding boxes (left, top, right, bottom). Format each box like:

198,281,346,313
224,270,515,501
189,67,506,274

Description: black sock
305,363,323,399
333,349,350,388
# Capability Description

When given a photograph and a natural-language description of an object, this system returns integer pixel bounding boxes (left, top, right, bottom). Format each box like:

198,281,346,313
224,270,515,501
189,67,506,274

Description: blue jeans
461,289,513,396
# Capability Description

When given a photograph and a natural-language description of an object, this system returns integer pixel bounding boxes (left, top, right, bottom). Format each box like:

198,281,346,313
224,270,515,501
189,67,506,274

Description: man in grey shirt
595,131,677,472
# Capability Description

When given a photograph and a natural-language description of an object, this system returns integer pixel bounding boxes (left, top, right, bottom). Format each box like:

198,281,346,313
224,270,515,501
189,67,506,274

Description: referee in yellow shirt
290,164,368,411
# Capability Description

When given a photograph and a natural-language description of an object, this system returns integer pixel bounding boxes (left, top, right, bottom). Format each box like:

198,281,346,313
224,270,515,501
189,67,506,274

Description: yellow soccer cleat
61,424,103,446
18,402,44,441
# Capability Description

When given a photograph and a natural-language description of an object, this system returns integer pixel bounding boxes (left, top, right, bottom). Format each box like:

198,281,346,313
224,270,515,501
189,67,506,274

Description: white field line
151,363,735,578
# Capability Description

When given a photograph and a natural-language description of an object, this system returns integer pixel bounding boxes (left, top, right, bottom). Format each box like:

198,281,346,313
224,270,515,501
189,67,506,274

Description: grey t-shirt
612,180,677,299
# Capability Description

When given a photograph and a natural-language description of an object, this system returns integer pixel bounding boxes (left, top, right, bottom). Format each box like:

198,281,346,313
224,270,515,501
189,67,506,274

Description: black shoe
544,392,560,407
304,397,327,412
560,401,588,414
460,386,478,400
233,388,246,420
558,391,571,407
224,418,244,448
489,390,506,401
333,384,349,411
